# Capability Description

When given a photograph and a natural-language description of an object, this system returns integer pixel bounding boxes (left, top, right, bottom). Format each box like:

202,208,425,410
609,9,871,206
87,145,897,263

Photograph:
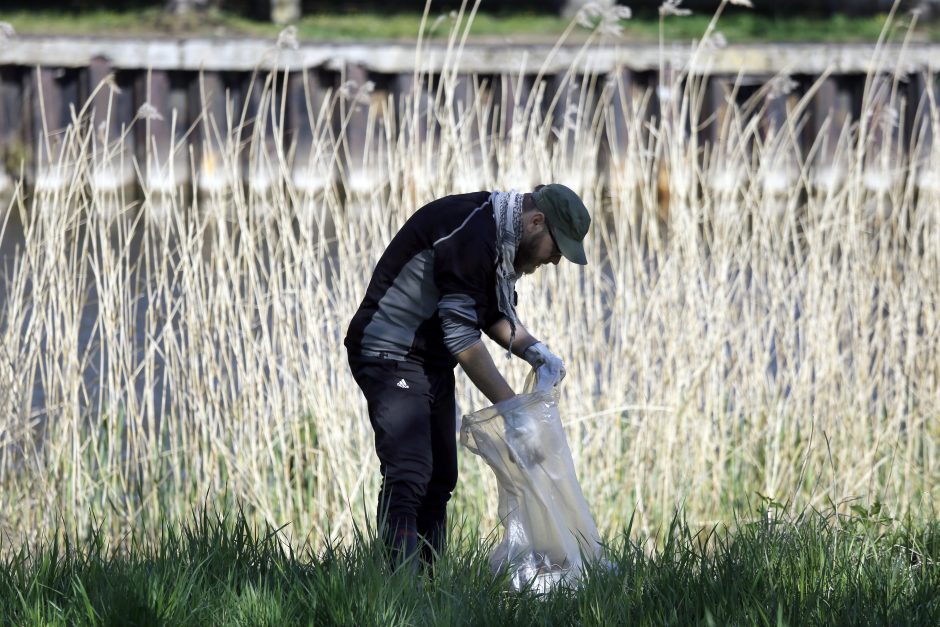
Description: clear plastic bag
460,371,603,593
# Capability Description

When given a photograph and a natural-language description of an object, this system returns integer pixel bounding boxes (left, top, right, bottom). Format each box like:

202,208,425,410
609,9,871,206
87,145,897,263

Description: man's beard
513,236,539,275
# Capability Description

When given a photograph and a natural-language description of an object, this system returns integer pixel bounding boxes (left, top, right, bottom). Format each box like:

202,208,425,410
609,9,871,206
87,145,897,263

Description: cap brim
554,229,588,265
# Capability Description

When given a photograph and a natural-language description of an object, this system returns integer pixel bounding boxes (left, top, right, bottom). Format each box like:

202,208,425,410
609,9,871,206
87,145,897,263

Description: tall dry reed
0,2,937,548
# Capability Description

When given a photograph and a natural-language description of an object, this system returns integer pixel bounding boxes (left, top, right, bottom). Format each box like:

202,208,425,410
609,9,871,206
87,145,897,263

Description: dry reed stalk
0,4,938,549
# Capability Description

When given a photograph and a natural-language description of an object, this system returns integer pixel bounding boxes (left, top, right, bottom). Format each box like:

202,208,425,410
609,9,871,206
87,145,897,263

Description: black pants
347,353,458,569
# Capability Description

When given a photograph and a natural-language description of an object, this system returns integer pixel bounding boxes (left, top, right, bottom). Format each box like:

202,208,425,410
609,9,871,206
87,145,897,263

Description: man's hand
522,342,566,393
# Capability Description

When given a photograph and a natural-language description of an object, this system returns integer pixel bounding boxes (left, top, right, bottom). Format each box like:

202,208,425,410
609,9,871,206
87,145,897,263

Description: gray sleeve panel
361,250,440,358
439,293,482,355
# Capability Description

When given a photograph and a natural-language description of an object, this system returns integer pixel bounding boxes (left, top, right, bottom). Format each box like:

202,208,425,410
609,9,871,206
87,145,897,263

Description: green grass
0,8,936,43
2,505,938,626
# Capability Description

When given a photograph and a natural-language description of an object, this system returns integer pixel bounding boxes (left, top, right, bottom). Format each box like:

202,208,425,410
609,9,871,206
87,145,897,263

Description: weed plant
0,0,938,552
0,6,935,43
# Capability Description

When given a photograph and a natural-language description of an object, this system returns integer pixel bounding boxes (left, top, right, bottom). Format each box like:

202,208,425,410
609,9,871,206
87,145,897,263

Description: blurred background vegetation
1,1,940,42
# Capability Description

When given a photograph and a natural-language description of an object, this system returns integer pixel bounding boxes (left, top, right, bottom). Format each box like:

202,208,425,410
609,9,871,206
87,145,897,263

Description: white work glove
522,341,566,393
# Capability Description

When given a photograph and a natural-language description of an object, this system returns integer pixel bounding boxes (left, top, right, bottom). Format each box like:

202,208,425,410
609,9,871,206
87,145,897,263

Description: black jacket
345,191,505,368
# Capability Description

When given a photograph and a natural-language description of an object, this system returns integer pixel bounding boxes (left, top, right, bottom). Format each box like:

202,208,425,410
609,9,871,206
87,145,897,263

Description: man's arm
454,341,515,404
486,317,539,358
487,317,567,393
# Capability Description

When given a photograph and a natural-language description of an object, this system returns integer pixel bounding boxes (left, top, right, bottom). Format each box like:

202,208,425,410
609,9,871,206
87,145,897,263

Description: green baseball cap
532,184,591,265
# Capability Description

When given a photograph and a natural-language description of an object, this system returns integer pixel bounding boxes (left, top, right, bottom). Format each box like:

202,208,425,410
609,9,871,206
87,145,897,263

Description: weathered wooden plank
549,72,601,193
0,67,25,186
763,82,791,141
190,71,230,192
450,73,492,191
5,38,940,75
32,67,64,173
911,72,940,194
807,74,856,190
862,73,901,178
701,74,732,146
135,69,173,170
606,67,634,156
0,68,20,191
88,56,113,138
287,67,337,193
394,72,433,145
85,57,137,193
287,67,329,149
340,64,374,192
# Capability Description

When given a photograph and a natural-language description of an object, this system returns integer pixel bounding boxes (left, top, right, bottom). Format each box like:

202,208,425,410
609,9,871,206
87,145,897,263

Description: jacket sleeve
433,210,496,356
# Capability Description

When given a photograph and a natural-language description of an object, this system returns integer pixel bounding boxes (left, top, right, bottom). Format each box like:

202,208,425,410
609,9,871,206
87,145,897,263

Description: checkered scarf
490,190,524,357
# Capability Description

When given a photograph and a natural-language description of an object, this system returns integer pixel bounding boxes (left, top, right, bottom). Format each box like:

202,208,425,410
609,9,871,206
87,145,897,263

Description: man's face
513,212,563,276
